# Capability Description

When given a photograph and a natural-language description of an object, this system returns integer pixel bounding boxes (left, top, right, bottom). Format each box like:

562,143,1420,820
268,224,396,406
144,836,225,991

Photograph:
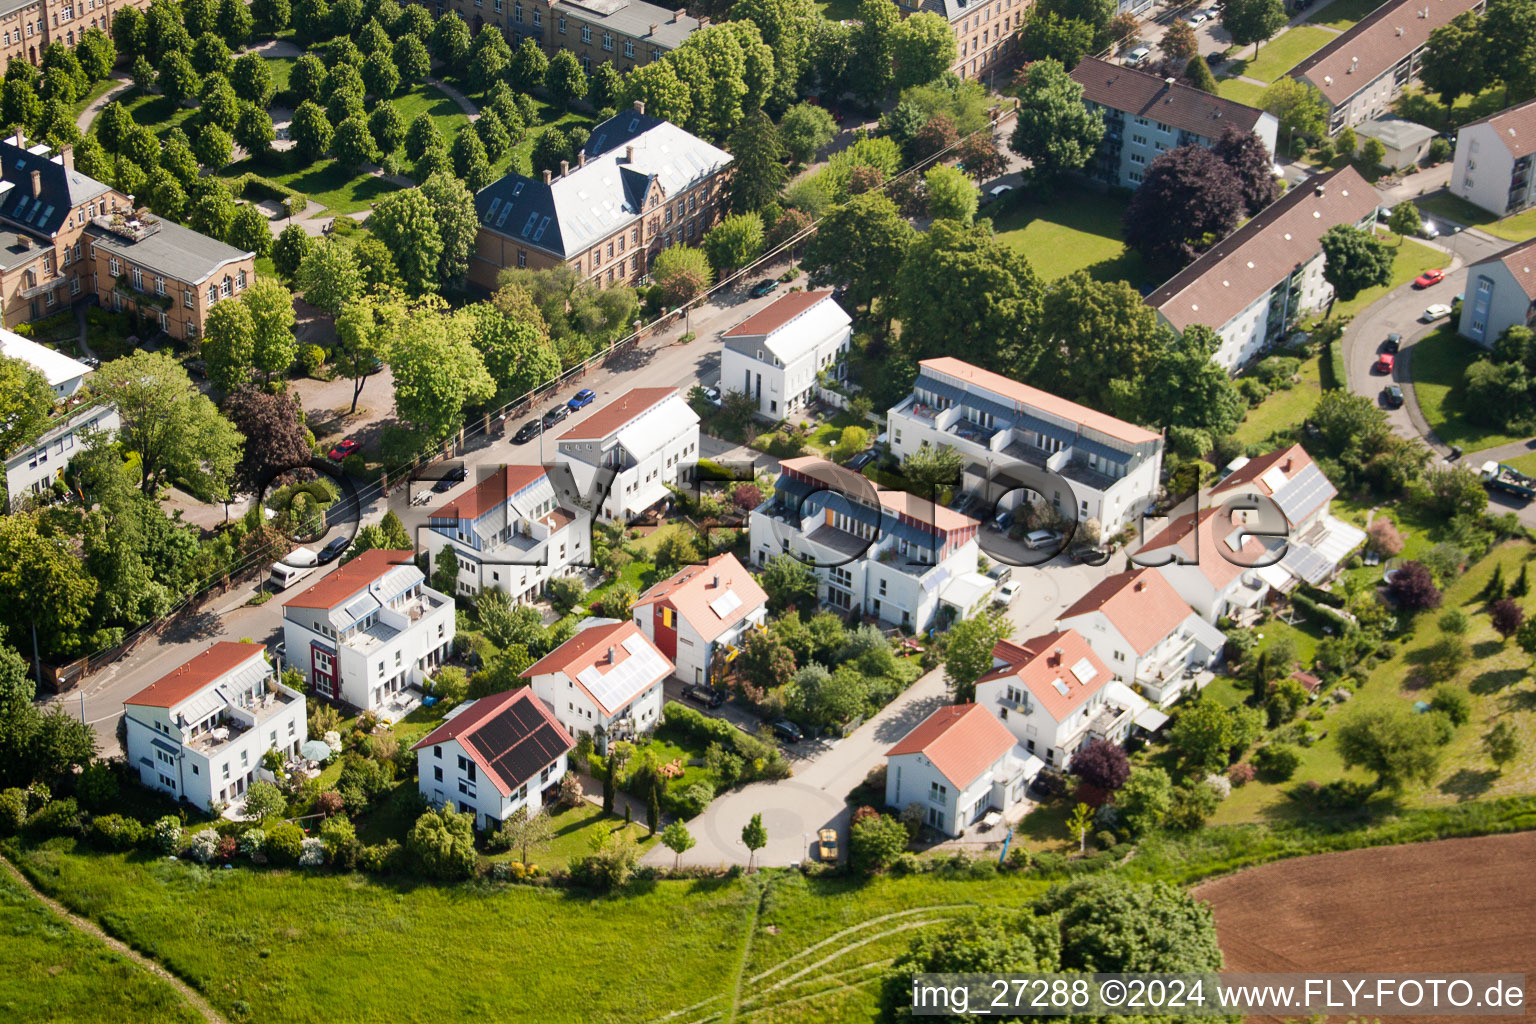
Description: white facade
1057,606,1223,707
720,290,852,419
1,329,91,398
1196,254,1336,372
5,401,118,501
1452,115,1536,218
632,554,769,687
282,552,456,711
555,388,701,522
418,734,567,830
524,620,670,749
882,704,1031,837
122,644,307,814
1459,244,1536,346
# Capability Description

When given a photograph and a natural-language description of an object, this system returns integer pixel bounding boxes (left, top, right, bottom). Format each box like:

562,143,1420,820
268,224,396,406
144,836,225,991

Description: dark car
1205,51,1225,67
512,420,541,445
542,405,570,428
771,720,804,743
431,465,468,492
319,536,350,561
846,449,878,471
682,684,725,708
1383,383,1404,408
1383,332,1402,353
748,279,779,298
567,388,597,411
1070,544,1111,564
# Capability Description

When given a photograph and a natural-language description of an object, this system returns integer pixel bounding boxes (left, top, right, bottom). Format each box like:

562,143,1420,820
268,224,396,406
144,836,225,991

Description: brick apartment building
0,0,146,68
433,0,700,72
890,0,1025,81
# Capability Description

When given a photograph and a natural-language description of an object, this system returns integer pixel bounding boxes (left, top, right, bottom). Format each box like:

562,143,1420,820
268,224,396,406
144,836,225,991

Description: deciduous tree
1223,0,1287,58
1320,223,1394,309
1010,58,1104,180
1124,145,1244,269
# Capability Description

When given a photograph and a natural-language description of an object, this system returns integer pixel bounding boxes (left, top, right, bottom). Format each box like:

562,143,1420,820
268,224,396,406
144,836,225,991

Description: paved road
639,553,1125,869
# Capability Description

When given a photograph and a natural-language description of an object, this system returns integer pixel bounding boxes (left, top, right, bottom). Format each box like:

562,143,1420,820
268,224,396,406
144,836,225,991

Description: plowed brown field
1194,832,1536,1023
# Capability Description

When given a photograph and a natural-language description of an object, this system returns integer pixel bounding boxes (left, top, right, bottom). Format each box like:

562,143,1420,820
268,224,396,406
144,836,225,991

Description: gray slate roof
88,218,254,284
0,135,113,237
1354,116,1438,151
556,0,699,49
475,110,731,259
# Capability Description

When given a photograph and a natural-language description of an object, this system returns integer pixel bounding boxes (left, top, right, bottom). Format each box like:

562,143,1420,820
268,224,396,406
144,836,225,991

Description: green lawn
1504,451,1536,476
815,0,862,18
115,91,199,142
1224,26,1337,83
1417,192,1536,243
1329,234,1442,320
0,866,202,1024
530,802,659,867
222,150,401,217
1306,0,1384,30
265,55,296,100
1215,77,1268,107
1411,327,1529,450
1233,352,1324,448
991,185,1150,286
393,83,475,152
1394,85,1514,135
72,77,122,118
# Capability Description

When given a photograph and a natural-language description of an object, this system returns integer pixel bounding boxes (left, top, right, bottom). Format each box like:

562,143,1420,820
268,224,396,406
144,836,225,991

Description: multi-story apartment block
721,289,851,420
884,703,1031,836
410,688,574,829
0,0,144,69
1290,0,1484,135
1147,166,1380,371
1453,98,1536,219
523,617,671,752
470,105,732,290
888,0,1025,81
632,552,768,688
1071,56,1278,190
426,464,590,600
887,357,1163,534
749,456,987,631
437,0,700,73
554,386,699,522
1459,236,1536,345
1,327,119,504
88,213,256,343
281,550,456,711
122,642,307,814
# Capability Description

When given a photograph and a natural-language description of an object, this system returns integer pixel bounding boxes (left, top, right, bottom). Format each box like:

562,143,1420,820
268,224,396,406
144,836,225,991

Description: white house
1208,443,1365,592
748,455,987,632
883,703,1034,837
121,642,306,814
975,630,1157,773
1057,568,1225,707
1070,56,1278,190
1,329,92,398
555,386,700,522
281,549,455,711
523,618,671,752
1452,98,1536,219
426,464,590,601
1131,505,1272,623
1290,0,1485,135
886,357,1163,533
409,688,574,831
720,289,851,419
1353,116,1438,172
632,552,768,687
4,400,119,503
1458,236,1536,345
1147,165,1381,371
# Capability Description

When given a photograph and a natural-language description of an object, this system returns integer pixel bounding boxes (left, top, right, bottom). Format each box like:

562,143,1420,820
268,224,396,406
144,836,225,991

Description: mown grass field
1417,192,1536,243
1411,327,1529,450
1232,351,1324,448
1331,234,1442,319
1305,0,1384,30
1224,26,1337,83
1215,77,1268,107
990,184,1150,286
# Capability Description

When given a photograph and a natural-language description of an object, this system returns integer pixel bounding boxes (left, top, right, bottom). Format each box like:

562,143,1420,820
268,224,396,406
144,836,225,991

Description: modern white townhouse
122,642,307,814
2,329,90,398
974,629,1157,771
1057,568,1225,707
1209,443,1364,592
748,456,989,632
1290,0,1485,135
281,550,455,711
886,357,1163,533
1458,236,1536,345
1,326,119,504
1452,99,1536,219
523,617,671,752
632,552,768,688
884,703,1034,837
426,464,590,601
410,688,574,831
1131,505,1272,623
720,289,851,420
555,386,700,522
1071,56,1278,189
1147,166,1380,371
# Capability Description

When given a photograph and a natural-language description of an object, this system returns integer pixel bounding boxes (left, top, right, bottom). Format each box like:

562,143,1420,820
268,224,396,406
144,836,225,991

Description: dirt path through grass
0,854,226,1024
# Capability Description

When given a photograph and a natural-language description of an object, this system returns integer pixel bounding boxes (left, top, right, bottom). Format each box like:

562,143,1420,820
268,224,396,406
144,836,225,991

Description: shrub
358,840,403,874
1254,743,1303,780
1204,773,1232,800
299,837,326,867
342,452,367,477
187,829,220,863
1005,845,1031,871
666,781,715,818
238,828,266,857
319,815,358,868
1226,762,1256,786
24,797,80,839
90,814,145,850
850,812,908,873
75,762,120,810
300,343,326,377
1093,829,1118,851
407,805,478,880
0,788,26,836
1032,850,1068,875
244,780,286,820
557,771,584,808
1367,517,1404,556
153,816,183,854
216,835,238,862
265,822,305,863
1429,686,1472,727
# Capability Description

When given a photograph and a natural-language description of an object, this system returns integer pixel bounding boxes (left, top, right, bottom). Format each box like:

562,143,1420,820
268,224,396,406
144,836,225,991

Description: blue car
567,388,596,411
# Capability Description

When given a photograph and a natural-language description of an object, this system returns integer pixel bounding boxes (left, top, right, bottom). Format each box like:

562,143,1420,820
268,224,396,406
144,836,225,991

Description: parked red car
1375,353,1396,374
1414,269,1445,288
328,439,361,461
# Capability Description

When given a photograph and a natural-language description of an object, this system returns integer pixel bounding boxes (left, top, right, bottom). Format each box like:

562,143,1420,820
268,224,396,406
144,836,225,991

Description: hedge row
231,172,309,215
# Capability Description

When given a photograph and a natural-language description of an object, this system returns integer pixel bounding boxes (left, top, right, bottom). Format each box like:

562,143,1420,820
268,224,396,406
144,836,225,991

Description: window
1129,153,1146,165
581,24,591,42
208,284,218,303
237,269,247,289
184,289,194,308
155,277,164,295
602,32,612,50
221,277,232,297
624,39,634,57
108,257,119,276
533,9,541,25
558,15,566,32
517,250,527,268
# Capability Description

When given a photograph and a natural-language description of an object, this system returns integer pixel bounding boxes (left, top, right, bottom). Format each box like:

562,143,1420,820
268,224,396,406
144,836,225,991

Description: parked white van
1125,45,1151,66
269,548,318,590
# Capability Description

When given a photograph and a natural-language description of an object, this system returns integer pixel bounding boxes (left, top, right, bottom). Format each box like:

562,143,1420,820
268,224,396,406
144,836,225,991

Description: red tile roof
125,642,267,708
1132,506,1268,590
1058,569,1196,657
978,630,1111,724
632,553,768,644
919,357,1160,445
410,688,573,798
1462,97,1536,160
520,619,673,715
1209,443,1334,524
430,464,549,521
723,290,834,337
885,703,1017,789
557,387,679,441
281,549,417,611
1470,236,1536,302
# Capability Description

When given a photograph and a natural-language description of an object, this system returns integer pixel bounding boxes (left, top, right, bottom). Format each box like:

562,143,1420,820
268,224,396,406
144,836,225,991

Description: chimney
1134,580,1145,592
625,144,635,163
1282,457,1293,472
673,7,684,20
29,169,39,198
560,159,569,177
649,23,657,35
57,143,72,172
543,168,552,184
712,573,720,588
634,99,645,115
699,15,710,24
607,646,617,663
578,150,586,167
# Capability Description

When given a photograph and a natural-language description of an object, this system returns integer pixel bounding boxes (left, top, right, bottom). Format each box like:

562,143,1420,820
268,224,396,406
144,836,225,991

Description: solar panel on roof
1275,464,1333,525
1070,657,1097,684
709,591,742,619
575,632,667,713
1280,542,1332,585
1051,679,1070,696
